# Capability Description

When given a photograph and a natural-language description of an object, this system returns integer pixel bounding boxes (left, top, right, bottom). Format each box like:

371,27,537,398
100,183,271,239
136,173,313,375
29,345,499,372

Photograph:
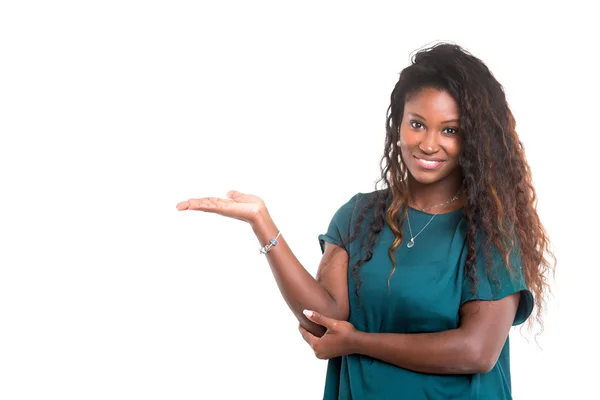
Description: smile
414,156,444,170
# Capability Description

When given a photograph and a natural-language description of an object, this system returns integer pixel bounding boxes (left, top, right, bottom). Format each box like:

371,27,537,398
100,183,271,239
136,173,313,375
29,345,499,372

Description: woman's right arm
176,190,349,338
251,208,349,337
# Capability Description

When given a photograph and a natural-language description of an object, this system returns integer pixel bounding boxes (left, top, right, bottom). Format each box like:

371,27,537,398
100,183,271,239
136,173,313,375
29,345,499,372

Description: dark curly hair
340,42,555,331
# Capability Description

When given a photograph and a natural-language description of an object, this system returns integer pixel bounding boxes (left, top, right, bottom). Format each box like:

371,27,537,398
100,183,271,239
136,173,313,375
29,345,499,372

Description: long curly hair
340,43,555,331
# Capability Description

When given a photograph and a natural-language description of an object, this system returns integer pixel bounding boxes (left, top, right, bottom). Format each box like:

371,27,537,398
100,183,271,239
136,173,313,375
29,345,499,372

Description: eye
410,120,424,129
443,127,458,135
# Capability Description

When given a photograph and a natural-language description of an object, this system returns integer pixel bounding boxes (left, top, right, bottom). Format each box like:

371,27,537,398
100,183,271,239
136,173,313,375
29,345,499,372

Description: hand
176,190,267,225
298,310,359,360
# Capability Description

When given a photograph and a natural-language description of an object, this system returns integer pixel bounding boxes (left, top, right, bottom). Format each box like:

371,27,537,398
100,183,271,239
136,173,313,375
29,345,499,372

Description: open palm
176,190,266,225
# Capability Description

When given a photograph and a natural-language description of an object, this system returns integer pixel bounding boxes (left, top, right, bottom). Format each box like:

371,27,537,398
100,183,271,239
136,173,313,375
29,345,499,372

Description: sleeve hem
512,289,534,326
318,234,342,254
460,289,534,326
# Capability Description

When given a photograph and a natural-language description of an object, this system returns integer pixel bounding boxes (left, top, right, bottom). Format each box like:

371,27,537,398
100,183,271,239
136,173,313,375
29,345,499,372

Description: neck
407,175,464,212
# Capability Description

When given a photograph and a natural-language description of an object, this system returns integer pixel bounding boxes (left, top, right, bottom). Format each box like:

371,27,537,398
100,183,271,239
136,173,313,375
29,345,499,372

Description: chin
411,173,445,185
408,167,455,185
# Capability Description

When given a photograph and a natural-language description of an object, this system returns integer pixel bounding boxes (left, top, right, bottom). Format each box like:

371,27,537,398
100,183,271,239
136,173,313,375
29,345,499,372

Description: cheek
397,137,412,163
399,128,417,148
399,140,413,160
445,140,461,159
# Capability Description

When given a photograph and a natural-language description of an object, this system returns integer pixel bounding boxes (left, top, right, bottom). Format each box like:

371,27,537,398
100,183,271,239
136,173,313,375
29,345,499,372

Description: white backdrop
1,1,597,399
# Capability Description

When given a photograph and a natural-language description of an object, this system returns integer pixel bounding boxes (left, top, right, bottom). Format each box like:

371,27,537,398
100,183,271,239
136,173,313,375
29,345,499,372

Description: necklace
410,192,461,212
406,191,461,249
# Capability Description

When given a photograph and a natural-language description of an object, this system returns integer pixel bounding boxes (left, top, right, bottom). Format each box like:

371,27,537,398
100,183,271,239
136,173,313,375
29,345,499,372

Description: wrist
250,208,275,236
251,207,270,228
348,329,367,355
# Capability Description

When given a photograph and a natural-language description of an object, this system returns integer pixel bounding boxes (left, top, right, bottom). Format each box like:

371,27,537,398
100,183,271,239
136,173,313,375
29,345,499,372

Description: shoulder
328,189,385,226
336,189,390,232
353,188,389,211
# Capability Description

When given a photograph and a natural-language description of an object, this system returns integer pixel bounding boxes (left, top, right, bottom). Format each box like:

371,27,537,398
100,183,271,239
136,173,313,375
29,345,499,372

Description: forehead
404,88,460,119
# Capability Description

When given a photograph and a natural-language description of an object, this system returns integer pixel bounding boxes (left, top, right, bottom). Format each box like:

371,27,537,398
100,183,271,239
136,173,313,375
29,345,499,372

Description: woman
176,43,555,399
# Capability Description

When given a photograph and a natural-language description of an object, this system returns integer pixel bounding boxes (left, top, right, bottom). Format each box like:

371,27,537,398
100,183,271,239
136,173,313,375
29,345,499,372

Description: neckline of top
407,205,464,217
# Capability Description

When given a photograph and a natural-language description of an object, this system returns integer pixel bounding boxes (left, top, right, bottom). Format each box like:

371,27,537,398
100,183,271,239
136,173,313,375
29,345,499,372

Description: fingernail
303,309,313,317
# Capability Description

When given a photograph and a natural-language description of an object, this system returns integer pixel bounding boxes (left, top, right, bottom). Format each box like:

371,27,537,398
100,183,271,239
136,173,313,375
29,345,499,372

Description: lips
414,155,444,170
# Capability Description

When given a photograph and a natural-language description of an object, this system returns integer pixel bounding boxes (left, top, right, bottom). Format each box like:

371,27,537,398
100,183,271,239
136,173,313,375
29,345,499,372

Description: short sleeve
460,239,534,326
317,193,360,255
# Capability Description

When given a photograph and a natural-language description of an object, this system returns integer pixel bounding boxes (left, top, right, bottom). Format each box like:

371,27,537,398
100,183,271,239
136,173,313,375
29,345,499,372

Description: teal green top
317,192,534,400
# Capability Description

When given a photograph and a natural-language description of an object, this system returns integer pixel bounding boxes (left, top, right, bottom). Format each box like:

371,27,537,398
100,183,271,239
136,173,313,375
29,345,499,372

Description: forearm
252,209,341,336
352,329,488,375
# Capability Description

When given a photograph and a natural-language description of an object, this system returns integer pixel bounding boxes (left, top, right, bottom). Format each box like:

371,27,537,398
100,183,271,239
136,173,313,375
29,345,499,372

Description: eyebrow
408,112,459,124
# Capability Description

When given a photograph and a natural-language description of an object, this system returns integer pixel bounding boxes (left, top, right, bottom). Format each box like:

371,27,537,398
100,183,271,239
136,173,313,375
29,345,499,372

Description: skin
399,88,464,212
176,88,521,374
176,192,348,337
299,88,521,374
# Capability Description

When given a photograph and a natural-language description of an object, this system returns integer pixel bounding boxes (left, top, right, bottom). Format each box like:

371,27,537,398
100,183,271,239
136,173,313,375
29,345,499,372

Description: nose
419,130,439,154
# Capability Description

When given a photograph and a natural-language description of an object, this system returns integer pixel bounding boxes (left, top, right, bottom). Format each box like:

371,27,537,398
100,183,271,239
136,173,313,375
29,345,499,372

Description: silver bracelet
259,231,281,255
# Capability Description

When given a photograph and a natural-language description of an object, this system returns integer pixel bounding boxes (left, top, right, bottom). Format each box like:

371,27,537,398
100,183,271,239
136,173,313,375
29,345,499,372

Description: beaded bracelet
259,231,281,255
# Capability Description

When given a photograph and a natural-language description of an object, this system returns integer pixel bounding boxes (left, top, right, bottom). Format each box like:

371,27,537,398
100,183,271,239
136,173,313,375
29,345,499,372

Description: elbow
297,306,346,338
467,342,498,374
472,354,496,374
332,307,350,322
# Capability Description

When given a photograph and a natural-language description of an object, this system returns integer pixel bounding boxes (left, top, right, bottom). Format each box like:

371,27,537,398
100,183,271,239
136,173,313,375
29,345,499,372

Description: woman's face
398,88,462,186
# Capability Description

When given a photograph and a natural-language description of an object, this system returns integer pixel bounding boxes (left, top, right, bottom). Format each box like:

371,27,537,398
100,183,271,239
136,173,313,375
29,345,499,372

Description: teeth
420,159,440,165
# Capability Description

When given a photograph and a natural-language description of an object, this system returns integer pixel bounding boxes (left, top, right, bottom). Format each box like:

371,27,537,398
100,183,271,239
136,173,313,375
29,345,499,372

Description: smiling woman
399,88,462,197
177,43,555,400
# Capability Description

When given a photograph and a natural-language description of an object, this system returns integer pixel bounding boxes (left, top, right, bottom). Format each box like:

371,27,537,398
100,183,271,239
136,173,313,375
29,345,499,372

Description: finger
298,324,317,346
303,309,336,329
185,197,231,213
298,324,313,337
176,198,218,212
176,201,190,210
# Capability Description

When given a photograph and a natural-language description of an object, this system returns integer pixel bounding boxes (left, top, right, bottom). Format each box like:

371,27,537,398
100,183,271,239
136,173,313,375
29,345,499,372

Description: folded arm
350,293,521,374
252,212,350,337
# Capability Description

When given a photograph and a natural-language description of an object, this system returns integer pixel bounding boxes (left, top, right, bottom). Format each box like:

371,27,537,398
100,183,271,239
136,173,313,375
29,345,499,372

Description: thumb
303,309,335,328
226,190,244,199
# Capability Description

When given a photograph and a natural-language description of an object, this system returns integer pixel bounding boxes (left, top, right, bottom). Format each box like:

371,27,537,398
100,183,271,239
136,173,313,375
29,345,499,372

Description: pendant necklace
406,191,461,249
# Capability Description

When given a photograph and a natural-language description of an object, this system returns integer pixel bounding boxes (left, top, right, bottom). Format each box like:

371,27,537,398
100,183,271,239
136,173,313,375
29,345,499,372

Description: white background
1,1,597,399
